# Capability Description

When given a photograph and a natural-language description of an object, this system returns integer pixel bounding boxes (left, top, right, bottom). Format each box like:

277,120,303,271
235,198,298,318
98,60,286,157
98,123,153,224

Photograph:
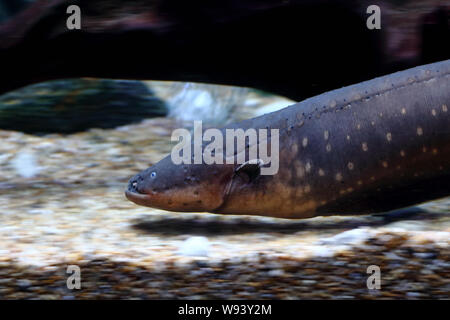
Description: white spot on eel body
386,133,392,142
443,104,448,112
362,142,368,151
417,127,423,136
347,162,354,170
302,137,308,148
305,162,312,173
295,162,305,178
324,130,329,140
326,144,332,152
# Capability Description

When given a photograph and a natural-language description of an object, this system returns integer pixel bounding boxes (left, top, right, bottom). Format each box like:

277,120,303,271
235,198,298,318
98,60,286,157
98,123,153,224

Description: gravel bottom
0,230,449,299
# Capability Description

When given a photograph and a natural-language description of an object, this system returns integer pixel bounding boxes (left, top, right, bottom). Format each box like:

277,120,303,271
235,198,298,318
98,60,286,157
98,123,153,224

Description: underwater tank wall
0,0,448,304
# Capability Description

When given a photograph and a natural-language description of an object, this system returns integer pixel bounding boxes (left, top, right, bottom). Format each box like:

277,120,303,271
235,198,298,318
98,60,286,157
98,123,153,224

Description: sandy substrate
0,97,449,299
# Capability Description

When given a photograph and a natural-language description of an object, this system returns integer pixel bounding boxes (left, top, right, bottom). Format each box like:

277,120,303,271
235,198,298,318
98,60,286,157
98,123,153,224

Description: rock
318,228,373,246
0,79,167,134
11,151,40,178
166,83,248,125
16,279,32,290
177,236,210,257
267,269,284,277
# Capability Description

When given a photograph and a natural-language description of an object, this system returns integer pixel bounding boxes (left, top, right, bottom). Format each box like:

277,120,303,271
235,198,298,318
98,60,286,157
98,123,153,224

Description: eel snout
125,172,153,206
127,172,144,194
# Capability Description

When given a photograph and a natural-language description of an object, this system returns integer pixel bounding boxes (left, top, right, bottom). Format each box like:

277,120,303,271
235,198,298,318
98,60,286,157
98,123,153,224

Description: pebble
177,237,210,257
406,292,423,298
413,252,438,259
16,279,32,290
319,228,373,246
267,269,285,277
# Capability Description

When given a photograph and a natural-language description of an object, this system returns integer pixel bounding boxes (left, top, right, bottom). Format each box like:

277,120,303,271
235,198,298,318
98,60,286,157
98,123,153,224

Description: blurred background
0,0,448,299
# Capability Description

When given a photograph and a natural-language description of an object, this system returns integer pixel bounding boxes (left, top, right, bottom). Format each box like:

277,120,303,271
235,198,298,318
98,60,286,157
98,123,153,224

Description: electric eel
126,59,450,219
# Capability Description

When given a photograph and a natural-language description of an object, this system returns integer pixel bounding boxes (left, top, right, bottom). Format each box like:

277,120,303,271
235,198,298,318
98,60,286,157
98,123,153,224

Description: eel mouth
125,175,156,207
125,190,153,207
125,172,154,206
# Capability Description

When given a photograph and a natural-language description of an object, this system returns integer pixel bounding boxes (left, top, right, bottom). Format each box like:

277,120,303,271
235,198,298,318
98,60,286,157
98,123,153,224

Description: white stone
177,236,210,257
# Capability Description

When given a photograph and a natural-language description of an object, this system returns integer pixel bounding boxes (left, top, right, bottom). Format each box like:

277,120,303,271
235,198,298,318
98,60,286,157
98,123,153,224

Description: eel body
126,59,450,219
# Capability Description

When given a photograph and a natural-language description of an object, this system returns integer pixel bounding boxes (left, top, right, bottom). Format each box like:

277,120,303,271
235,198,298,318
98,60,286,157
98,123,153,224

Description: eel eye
150,172,157,179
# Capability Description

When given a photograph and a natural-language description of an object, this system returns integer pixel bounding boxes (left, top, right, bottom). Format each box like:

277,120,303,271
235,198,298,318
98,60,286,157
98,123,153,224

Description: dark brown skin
126,59,450,219
126,159,236,212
